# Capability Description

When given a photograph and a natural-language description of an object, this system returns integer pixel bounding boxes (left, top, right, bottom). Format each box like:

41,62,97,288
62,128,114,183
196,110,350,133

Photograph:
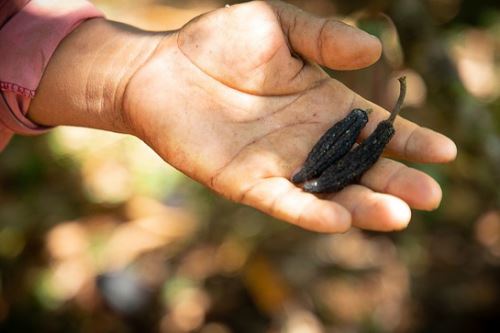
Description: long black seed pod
291,109,369,184
303,76,407,193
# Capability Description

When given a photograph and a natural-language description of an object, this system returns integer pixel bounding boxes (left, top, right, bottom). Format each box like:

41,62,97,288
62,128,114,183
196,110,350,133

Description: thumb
272,1,382,70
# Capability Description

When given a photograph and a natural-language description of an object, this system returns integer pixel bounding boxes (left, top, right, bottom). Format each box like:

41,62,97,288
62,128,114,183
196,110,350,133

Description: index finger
353,93,457,163
326,80,457,163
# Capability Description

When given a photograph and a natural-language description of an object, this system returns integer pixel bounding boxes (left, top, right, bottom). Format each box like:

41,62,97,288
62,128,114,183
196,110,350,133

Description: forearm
28,18,164,135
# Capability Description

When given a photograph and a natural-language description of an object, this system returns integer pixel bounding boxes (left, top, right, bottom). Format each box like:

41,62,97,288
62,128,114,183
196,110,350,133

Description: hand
30,1,457,233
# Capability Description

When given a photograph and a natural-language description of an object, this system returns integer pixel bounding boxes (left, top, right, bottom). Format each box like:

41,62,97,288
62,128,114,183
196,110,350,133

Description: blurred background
1,0,499,332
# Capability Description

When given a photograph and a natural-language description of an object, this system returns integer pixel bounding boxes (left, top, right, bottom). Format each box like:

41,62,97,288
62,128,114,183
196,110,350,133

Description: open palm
124,1,456,232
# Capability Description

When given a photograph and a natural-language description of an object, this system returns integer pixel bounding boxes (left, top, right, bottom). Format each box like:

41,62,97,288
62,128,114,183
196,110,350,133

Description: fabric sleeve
0,0,104,150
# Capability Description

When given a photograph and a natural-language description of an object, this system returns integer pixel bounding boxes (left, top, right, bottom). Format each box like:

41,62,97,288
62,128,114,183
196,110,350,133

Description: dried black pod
303,76,407,193
292,108,369,184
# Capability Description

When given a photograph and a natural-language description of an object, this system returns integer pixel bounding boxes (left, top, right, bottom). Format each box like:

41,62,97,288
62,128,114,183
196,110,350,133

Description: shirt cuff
0,0,104,149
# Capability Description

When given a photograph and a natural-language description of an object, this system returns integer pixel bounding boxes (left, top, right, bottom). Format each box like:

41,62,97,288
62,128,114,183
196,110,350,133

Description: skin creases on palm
124,1,455,233
174,1,354,190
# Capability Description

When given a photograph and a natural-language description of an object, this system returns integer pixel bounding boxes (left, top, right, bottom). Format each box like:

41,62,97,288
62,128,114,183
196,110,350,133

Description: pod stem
388,76,407,123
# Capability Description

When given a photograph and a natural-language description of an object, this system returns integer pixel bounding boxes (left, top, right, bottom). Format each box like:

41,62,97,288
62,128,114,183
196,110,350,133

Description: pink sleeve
0,0,104,150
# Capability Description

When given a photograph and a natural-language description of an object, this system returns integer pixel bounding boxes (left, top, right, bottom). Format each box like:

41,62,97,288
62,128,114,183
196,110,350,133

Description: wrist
28,18,164,135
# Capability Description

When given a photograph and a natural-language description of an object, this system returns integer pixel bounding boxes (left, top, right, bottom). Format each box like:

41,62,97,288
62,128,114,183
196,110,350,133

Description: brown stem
388,76,407,123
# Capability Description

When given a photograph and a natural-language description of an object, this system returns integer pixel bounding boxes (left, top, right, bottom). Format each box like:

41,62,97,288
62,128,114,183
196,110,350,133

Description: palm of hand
124,1,456,232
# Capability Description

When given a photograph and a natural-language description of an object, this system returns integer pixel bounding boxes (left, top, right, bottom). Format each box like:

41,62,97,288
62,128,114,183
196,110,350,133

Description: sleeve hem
0,0,105,151
0,81,35,98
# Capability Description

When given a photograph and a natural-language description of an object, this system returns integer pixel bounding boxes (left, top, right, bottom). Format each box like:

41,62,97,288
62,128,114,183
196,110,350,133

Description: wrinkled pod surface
292,108,370,184
303,76,407,193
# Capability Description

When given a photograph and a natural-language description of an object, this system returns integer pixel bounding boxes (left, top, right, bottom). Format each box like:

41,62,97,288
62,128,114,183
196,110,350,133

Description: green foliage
1,1,499,332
